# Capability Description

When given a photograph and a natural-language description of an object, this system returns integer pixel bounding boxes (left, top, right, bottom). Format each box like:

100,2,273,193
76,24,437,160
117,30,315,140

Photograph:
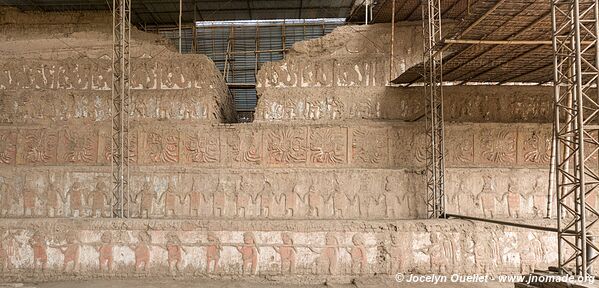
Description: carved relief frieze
145,130,180,164
308,127,346,164
182,129,220,164
18,129,59,164
266,127,307,164
0,130,17,165
0,124,552,168
475,127,517,165
351,127,388,166
221,127,262,166
445,126,474,166
518,127,551,166
0,219,556,278
59,129,98,164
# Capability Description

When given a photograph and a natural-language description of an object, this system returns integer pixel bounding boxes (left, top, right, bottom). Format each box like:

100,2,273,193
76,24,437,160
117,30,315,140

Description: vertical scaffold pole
422,0,445,219
551,0,599,276
112,0,131,218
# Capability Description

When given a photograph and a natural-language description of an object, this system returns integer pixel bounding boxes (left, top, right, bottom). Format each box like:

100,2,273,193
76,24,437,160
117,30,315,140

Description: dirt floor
0,279,514,288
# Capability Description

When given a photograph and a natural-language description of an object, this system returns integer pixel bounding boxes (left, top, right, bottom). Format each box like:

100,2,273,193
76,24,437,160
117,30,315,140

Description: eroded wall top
254,22,552,124
0,7,236,123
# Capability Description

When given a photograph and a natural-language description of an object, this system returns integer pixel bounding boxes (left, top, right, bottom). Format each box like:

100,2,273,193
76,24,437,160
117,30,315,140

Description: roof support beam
458,45,546,82
433,0,509,58
442,10,550,80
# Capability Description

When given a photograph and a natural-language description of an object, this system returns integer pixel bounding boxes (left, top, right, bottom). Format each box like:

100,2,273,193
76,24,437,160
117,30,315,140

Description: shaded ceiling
392,0,555,85
0,0,355,26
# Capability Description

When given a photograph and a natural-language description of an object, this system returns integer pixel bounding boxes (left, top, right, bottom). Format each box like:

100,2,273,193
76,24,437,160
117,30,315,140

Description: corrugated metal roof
1,0,356,26
393,0,555,85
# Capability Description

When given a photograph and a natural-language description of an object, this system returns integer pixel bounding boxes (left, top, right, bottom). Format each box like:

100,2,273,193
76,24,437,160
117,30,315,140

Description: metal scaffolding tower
112,0,131,218
551,0,599,276
422,0,446,219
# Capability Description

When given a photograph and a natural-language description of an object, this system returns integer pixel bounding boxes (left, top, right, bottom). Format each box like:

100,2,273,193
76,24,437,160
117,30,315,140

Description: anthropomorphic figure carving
309,232,339,275
476,176,498,218
205,232,221,273
501,182,525,218
183,179,205,217
88,181,110,218
457,231,475,273
347,233,367,274
22,182,38,216
279,184,300,217
517,234,544,274
303,185,323,217
380,176,400,218
235,177,252,218
254,180,277,218
402,181,424,218
0,179,17,216
236,232,259,275
44,177,65,217
528,176,547,218
422,233,451,274
321,232,339,274
67,180,85,217
450,178,471,215
387,233,410,274
0,229,20,272
328,177,355,218
129,231,151,272
165,232,186,275
55,231,80,272
473,232,497,274
97,231,113,272
357,181,371,217
212,179,227,217
273,232,297,274
29,231,48,272
159,181,182,217
134,180,156,218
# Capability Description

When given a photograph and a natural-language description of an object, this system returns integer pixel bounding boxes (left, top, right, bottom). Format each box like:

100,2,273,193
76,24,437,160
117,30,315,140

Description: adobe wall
0,8,236,123
0,218,555,281
0,12,557,282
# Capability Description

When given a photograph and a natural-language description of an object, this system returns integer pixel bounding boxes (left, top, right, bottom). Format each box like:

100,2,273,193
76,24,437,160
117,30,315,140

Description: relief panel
474,127,518,166
265,127,308,165
308,127,347,165
351,127,388,166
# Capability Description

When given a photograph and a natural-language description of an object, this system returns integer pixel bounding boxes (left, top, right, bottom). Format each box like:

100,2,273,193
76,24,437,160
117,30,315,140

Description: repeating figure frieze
0,124,552,168
0,169,427,220
446,169,553,219
0,59,224,91
255,86,553,123
0,220,555,278
255,88,416,122
0,89,219,124
256,57,388,89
